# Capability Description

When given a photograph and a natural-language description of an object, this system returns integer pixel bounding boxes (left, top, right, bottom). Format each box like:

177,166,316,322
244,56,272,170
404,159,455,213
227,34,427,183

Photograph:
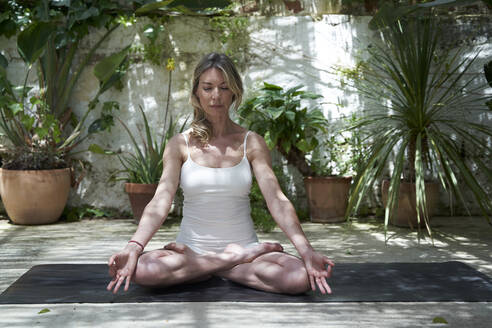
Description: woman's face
195,68,234,117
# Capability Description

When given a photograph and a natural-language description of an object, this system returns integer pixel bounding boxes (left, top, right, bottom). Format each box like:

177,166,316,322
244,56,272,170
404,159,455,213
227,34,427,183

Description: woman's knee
133,250,184,286
259,254,310,294
283,266,310,295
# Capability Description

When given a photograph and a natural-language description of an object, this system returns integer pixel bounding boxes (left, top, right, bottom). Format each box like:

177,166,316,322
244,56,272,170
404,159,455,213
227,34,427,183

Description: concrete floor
0,215,491,328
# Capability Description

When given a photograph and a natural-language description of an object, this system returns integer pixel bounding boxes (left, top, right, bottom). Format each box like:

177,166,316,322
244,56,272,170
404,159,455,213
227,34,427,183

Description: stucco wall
1,14,491,216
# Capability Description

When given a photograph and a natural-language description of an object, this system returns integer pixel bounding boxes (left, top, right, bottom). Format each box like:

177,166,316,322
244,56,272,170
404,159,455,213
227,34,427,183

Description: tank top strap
243,131,251,158
182,133,191,160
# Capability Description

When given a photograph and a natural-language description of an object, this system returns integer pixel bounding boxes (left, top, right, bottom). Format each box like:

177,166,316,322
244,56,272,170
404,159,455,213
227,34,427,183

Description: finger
316,277,326,295
107,277,117,291
108,254,117,267
321,277,332,294
113,276,125,294
124,275,131,291
108,266,116,278
326,263,333,278
309,274,316,291
324,258,335,267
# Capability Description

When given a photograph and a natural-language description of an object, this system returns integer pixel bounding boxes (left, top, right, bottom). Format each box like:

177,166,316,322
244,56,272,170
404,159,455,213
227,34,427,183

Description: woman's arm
248,132,334,293
128,134,184,248
107,134,184,293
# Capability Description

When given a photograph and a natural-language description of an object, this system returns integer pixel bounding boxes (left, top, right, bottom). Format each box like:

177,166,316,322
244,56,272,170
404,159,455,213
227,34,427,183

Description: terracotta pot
125,183,157,223
381,180,439,228
304,176,352,223
0,168,71,225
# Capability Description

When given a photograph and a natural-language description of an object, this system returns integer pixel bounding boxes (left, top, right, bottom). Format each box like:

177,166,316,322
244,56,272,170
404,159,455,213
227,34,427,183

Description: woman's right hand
106,243,143,294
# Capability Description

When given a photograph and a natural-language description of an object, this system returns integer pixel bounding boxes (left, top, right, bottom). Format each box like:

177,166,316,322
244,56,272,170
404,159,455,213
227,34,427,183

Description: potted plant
0,1,130,225
238,82,355,223
345,11,492,239
91,105,188,223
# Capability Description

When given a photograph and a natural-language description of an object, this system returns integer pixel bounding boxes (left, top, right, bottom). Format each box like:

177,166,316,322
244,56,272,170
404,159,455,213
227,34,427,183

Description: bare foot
224,242,283,263
163,242,194,255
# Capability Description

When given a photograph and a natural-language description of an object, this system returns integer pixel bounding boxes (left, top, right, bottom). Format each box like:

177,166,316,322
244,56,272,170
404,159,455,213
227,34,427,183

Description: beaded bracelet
128,240,144,250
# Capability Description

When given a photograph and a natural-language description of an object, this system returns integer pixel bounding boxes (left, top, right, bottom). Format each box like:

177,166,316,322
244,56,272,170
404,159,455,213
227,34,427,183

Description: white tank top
176,131,258,254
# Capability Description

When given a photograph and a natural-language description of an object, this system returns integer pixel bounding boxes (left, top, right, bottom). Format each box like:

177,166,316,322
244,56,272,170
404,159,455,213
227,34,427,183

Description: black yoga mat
1,261,491,304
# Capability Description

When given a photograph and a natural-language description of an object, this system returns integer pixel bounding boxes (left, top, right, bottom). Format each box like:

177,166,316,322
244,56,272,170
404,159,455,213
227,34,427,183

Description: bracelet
128,240,144,251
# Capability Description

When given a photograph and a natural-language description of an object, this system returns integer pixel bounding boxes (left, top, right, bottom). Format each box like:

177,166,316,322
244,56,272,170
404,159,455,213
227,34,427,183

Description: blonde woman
107,53,334,295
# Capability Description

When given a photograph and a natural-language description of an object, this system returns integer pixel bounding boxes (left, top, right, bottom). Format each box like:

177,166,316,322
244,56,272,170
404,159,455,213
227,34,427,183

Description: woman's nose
211,87,220,99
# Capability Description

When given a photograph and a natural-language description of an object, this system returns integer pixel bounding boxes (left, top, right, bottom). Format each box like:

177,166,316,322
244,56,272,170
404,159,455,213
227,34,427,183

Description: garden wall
1,13,491,217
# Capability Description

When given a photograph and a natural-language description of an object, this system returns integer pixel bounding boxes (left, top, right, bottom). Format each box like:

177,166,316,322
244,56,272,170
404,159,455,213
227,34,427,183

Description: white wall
1,14,491,215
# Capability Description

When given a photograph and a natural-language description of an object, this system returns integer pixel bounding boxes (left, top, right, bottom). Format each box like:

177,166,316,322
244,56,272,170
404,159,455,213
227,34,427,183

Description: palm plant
347,16,492,239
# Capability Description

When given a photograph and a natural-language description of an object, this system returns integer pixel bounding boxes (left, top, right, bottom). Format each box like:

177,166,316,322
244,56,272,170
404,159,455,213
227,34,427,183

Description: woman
107,53,334,295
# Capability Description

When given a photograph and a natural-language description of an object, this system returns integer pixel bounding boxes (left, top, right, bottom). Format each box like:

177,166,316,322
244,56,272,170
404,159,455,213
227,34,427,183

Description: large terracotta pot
304,176,352,223
381,180,439,228
125,183,157,223
0,168,71,225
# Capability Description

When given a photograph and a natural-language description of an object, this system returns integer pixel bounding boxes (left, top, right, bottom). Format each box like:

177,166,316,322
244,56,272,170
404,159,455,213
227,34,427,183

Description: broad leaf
94,45,131,85
17,22,56,65
262,82,283,91
135,1,178,14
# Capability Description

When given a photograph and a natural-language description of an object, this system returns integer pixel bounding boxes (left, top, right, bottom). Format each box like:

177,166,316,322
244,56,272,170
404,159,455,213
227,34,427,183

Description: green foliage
250,165,307,232
309,113,365,177
346,16,492,241
238,82,328,177
209,10,250,68
61,205,120,222
141,22,167,66
93,106,189,184
0,0,132,170
432,316,448,324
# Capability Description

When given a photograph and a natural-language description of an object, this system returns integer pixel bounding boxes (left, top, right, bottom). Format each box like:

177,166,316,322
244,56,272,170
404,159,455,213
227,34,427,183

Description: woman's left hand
302,250,335,294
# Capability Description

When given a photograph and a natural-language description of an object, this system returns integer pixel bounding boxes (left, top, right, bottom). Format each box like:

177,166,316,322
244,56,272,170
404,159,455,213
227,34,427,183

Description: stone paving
0,215,491,327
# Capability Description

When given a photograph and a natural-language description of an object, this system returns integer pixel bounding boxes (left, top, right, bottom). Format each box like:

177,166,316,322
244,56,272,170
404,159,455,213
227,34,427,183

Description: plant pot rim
124,182,158,194
124,182,159,186
304,176,352,181
0,167,70,174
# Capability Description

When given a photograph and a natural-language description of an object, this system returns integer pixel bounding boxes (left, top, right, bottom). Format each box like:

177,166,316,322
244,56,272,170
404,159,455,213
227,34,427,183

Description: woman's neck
206,114,237,138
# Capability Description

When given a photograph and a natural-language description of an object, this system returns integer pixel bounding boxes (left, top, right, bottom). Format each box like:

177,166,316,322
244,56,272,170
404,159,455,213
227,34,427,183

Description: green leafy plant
62,205,121,222
346,14,492,239
209,7,250,68
250,165,308,232
238,82,328,177
0,1,132,170
309,113,365,177
91,105,189,184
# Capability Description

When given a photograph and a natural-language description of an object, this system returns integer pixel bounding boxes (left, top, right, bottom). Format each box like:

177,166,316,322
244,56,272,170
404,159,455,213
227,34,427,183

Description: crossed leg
130,242,310,295
131,242,283,288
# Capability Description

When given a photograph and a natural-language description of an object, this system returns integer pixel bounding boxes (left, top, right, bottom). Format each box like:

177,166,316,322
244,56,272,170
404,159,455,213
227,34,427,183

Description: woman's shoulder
165,132,189,156
168,131,189,145
246,131,267,147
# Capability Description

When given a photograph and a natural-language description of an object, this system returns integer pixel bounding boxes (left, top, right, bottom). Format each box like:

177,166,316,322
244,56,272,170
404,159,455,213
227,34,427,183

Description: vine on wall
209,10,251,70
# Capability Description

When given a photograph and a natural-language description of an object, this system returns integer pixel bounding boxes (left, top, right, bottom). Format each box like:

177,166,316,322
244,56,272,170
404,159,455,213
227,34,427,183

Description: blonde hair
190,53,243,144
